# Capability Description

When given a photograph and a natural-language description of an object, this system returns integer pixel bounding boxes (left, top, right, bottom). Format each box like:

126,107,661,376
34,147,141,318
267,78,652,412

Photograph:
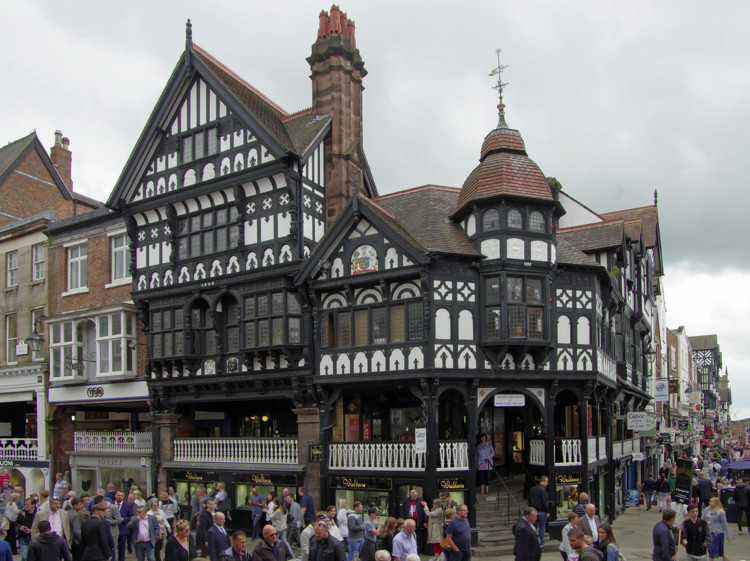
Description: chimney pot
62,137,70,149
54,130,63,146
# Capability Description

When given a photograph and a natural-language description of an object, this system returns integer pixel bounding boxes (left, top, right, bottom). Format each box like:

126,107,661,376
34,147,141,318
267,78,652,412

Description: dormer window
482,209,500,230
507,209,523,229
529,211,545,232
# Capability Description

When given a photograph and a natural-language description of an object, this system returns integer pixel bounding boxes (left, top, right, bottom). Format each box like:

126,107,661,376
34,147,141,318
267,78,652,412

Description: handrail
490,466,523,525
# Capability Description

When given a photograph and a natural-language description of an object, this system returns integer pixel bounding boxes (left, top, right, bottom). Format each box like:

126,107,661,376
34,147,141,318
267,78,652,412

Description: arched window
482,209,500,230
507,208,523,229
529,211,545,232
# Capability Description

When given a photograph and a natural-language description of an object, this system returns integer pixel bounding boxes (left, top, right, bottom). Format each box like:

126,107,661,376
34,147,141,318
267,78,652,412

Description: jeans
135,542,156,561
452,551,471,561
252,512,264,539
535,512,548,544
560,552,568,561
118,534,128,561
18,537,30,561
347,539,363,561
278,529,293,553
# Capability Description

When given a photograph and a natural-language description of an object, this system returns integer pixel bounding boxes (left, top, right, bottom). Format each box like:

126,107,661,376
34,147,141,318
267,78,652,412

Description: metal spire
186,19,193,47
489,48,509,127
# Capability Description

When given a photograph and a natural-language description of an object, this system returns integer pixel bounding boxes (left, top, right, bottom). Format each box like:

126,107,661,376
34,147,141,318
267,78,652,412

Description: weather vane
489,48,509,125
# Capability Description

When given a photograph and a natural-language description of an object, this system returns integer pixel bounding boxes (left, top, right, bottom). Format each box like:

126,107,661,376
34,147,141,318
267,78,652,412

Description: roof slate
0,132,35,182
281,110,331,155
192,45,296,152
557,221,625,251
555,237,603,268
374,186,479,257
689,334,719,351
601,206,659,248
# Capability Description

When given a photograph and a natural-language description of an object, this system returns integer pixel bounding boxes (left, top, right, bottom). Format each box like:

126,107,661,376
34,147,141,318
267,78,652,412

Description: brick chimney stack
308,5,367,228
50,130,73,191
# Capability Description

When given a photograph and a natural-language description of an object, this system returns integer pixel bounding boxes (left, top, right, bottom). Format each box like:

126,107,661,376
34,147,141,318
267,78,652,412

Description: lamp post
25,320,45,353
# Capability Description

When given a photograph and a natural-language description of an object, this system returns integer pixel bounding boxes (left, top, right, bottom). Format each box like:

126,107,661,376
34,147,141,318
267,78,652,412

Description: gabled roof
555,237,603,269
557,220,625,252
281,109,332,157
373,185,478,257
0,132,72,199
689,335,719,351
600,206,659,248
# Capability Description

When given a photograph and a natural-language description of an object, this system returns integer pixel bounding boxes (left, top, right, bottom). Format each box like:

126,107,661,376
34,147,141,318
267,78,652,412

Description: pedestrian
703,497,731,561
308,521,346,561
652,509,676,561
158,493,176,535
440,509,455,561
335,499,349,552
476,434,494,495
4,492,20,554
681,504,711,561
67,498,86,561
577,504,601,547
251,524,293,561
439,493,457,512
207,512,231,561
511,507,540,561
345,502,364,561
566,527,600,561
298,488,314,529
696,472,713,515
32,497,72,550
284,494,302,550
572,492,589,519
164,520,196,561
197,499,217,555
148,499,170,561
249,488,266,541
220,530,249,561
53,475,70,503
390,519,417,561
655,475,671,511
361,507,381,561
399,491,425,553
92,496,121,561
81,503,114,561
326,506,342,541
527,476,550,545
559,512,578,561
114,491,134,561
28,520,71,561
443,505,470,561
17,498,37,561
423,499,443,561
299,513,322,561
732,477,750,535
642,473,657,510
378,518,397,556
126,505,160,561
596,523,619,561
269,499,291,554
189,489,205,532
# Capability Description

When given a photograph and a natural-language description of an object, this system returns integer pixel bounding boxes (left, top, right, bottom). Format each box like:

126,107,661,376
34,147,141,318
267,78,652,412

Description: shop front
2,460,49,496
69,454,151,497
554,471,583,518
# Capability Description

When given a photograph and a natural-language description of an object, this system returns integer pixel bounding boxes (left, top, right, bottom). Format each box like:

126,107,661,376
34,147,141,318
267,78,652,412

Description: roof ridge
373,184,460,200
557,218,625,233
281,107,313,122
601,204,656,216
191,43,289,116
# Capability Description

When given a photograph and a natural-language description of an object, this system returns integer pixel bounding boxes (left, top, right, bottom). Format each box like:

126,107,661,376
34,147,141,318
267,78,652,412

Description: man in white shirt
577,504,601,546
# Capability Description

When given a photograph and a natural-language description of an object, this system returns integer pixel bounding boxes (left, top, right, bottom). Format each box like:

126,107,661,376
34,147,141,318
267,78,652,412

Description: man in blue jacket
114,491,135,561
652,509,676,561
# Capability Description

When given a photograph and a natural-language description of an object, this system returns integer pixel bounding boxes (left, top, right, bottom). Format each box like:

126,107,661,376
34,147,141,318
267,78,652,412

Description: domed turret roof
454,111,554,217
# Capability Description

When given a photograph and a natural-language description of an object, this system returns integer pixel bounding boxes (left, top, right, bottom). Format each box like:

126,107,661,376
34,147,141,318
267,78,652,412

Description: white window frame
110,234,131,284
6,251,18,287
49,320,85,380
32,244,45,281
31,308,44,362
96,311,136,377
67,244,87,292
5,314,17,364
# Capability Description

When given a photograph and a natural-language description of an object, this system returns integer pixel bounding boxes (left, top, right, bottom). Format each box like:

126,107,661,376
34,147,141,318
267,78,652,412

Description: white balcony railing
529,440,545,466
173,438,298,464
74,431,153,453
0,439,39,461
529,439,582,466
613,441,623,458
328,441,469,472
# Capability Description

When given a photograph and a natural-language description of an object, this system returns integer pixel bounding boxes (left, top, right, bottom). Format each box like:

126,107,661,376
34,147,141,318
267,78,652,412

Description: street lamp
25,320,45,353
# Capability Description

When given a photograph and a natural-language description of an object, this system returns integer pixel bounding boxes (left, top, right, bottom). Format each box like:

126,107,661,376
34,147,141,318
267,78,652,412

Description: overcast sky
2,1,748,420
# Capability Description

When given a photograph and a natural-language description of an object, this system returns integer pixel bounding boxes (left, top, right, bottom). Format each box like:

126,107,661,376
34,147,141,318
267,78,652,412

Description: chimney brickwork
50,129,73,191
308,5,366,228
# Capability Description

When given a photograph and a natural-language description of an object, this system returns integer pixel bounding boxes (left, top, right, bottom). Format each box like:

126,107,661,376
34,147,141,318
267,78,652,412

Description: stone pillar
35,387,48,462
153,413,181,496
294,408,321,512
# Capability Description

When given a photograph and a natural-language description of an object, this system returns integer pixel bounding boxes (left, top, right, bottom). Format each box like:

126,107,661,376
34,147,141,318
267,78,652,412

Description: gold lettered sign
330,477,392,491
308,444,323,462
556,472,582,485
438,478,467,490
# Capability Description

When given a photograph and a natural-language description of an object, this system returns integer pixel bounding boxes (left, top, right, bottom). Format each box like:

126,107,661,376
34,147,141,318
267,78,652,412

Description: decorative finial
489,48,509,127
654,189,658,207
186,19,193,47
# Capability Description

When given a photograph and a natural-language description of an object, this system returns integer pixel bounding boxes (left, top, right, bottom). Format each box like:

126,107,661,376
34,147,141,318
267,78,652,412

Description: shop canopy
726,457,750,470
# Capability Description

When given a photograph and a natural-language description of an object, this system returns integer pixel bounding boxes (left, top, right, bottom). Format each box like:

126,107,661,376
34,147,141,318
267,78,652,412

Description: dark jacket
220,546,250,561
572,502,587,519
682,517,711,557
197,509,215,546
579,545,603,561
642,477,657,494
164,534,197,561
651,520,675,561
696,477,713,501
400,498,426,528
207,525,232,561
17,507,37,540
511,517,540,561
28,532,72,561
308,535,346,561
655,477,670,494
126,514,160,548
81,516,114,561
733,482,750,508
250,539,293,561
117,502,136,530
527,484,549,512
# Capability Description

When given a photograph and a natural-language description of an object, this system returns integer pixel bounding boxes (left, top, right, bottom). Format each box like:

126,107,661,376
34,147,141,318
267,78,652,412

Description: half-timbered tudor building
101,7,663,533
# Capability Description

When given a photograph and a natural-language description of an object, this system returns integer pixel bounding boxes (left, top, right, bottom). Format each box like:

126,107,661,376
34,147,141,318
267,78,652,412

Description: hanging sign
627,412,657,431
415,427,427,454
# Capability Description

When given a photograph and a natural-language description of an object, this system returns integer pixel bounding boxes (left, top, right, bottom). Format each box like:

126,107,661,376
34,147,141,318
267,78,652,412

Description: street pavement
489,503,749,561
